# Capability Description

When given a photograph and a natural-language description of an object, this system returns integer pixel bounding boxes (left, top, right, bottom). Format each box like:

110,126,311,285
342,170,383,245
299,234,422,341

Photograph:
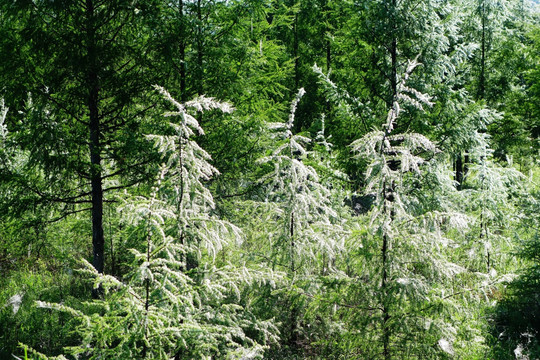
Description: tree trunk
179,0,187,102
381,4,398,356
288,211,298,352
381,181,393,360
196,0,203,95
324,0,331,114
390,38,397,107
293,12,299,91
455,153,464,190
478,0,486,101
86,0,105,281
381,229,391,359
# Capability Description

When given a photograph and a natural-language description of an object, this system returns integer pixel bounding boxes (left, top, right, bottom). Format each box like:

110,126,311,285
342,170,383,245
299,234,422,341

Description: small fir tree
461,140,525,274
318,59,477,359
30,87,278,360
254,88,347,356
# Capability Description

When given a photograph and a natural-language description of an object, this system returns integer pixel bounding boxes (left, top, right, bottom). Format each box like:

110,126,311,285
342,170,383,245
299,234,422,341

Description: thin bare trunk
87,0,105,284
179,0,187,102
479,1,486,101
196,0,203,95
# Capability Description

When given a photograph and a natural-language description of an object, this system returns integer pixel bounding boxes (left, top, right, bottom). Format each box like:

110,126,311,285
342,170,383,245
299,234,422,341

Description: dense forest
0,0,539,359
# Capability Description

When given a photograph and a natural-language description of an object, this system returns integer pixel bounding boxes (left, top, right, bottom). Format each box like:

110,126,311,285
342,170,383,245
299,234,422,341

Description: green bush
0,262,88,358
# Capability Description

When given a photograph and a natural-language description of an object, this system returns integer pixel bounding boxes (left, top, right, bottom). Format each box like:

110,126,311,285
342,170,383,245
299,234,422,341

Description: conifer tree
230,89,343,357
30,87,278,360
315,59,478,359
0,97,66,263
0,0,161,278
156,0,296,195
258,89,340,273
459,0,534,163
491,189,540,359
460,140,525,273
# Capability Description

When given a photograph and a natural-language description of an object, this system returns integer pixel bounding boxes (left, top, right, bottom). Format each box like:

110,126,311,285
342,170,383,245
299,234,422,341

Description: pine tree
0,0,162,278
490,189,540,359
30,87,278,360
460,139,525,274
315,59,479,359
258,89,340,273
241,88,347,357
156,0,296,196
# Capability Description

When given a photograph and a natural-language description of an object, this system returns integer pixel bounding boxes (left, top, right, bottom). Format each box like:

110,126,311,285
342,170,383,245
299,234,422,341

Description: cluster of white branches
31,87,276,360
258,89,346,274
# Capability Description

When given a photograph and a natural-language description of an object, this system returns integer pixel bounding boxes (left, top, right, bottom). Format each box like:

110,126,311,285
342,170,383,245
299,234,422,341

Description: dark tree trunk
293,13,299,91
196,0,203,95
86,0,105,280
324,0,331,114
455,152,470,189
381,181,394,360
478,0,486,101
390,38,397,107
381,4,398,356
464,153,469,179
179,0,187,102
326,25,331,73
455,153,464,190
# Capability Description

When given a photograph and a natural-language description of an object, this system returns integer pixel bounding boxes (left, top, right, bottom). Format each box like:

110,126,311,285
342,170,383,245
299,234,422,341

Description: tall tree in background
456,0,537,168
313,0,469,181
155,0,296,194
488,7,540,165
0,1,160,276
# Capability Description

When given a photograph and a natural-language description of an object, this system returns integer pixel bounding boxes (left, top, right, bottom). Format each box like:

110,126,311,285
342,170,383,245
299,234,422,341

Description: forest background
0,0,539,358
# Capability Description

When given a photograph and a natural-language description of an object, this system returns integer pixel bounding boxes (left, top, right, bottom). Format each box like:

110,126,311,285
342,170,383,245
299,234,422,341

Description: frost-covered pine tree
460,136,525,273
148,86,240,269
253,89,347,355
30,87,278,360
258,89,343,275
319,59,476,359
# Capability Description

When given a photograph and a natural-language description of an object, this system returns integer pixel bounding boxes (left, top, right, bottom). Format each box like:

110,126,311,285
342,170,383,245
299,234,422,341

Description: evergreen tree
0,0,161,278
459,0,536,164
460,139,525,273
490,189,540,359
155,0,296,197
241,88,347,357
29,87,278,360
0,1,538,358
316,59,477,359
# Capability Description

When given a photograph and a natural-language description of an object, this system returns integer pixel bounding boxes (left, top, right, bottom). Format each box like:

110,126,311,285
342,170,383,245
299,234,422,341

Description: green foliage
24,88,278,360
343,60,463,358
1,1,539,359
489,187,540,359
257,89,342,272
0,263,86,359
236,88,348,357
